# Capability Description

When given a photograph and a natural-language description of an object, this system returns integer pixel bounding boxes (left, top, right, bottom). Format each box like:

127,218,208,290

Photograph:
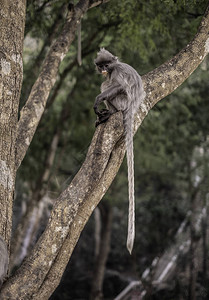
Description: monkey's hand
94,85,124,116
95,109,110,127
94,94,106,116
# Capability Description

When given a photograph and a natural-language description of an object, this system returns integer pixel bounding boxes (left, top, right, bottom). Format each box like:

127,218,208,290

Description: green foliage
97,0,207,65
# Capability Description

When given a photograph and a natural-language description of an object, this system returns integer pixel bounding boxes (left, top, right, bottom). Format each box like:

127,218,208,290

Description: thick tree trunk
0,0,26,246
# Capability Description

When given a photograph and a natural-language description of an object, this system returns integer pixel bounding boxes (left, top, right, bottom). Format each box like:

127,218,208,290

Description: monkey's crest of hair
94,48,118,65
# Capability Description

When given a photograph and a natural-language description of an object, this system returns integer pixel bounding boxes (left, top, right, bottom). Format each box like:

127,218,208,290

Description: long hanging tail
124,107,135,254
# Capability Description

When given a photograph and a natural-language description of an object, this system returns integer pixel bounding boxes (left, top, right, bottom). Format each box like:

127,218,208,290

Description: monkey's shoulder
101,80,113,92
112,62,141,81
101,75,120,90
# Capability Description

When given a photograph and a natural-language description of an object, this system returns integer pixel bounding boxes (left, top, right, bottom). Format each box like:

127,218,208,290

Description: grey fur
0,236,8,287
94,48,146,254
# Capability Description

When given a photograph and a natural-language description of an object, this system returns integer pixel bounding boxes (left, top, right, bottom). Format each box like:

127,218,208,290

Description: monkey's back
101,61,145,115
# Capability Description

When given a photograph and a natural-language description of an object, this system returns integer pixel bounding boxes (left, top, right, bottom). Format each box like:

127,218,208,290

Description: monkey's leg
95,109,111,127
94,85,125,115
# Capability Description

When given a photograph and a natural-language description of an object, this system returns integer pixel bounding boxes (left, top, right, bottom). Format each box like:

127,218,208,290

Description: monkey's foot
95,109,111,127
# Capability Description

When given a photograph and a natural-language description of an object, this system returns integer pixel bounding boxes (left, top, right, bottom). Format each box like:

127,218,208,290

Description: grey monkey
0,236,9,287
94,48,146,254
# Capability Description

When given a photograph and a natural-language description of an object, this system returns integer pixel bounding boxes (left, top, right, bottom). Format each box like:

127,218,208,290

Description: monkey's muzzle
102,70,108,76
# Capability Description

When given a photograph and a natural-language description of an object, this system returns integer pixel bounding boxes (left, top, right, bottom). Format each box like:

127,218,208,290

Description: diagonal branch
1,3,208,300
89,0,110,9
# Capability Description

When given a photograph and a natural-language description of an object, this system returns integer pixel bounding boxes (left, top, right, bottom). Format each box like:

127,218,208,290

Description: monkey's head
94,48,118,77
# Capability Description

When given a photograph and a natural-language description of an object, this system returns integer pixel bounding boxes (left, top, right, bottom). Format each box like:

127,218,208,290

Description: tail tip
127,240,134,255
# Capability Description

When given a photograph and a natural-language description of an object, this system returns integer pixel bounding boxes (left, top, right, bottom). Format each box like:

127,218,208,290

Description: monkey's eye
99,64,109,69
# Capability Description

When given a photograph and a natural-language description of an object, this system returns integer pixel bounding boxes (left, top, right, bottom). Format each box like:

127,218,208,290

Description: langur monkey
94,48,146,254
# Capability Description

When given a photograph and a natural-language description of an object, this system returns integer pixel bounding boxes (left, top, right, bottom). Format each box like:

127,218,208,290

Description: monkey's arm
94,84,125,115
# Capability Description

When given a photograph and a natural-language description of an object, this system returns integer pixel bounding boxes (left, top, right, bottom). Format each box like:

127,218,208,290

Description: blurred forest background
11,0,209,299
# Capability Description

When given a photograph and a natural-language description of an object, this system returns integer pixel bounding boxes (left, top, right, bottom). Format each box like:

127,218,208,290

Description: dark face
95,60,111,77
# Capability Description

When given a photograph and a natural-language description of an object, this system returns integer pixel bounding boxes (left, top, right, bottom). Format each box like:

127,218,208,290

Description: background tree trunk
0,0,26,245
90,203,113,299
10,132,59,270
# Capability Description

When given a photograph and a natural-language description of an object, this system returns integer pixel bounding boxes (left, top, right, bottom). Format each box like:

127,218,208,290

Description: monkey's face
95,48,118,76
95,61,111,77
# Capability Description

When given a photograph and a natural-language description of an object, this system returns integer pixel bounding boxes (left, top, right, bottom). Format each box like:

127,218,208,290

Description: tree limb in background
22,3,68,103
47,26,108,108
90,203,113,300
15,0,90,170
89,0,110,9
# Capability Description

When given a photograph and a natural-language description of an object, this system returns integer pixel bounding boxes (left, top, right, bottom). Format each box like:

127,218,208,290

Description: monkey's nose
102,70,108,76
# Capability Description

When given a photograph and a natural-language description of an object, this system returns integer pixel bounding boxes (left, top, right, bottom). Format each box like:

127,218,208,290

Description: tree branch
89,0,110,9
15,0,90,169
1,3,208,299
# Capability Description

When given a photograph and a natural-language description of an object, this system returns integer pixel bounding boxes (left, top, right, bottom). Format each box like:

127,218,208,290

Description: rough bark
0,2,208,299
0,0,26,245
